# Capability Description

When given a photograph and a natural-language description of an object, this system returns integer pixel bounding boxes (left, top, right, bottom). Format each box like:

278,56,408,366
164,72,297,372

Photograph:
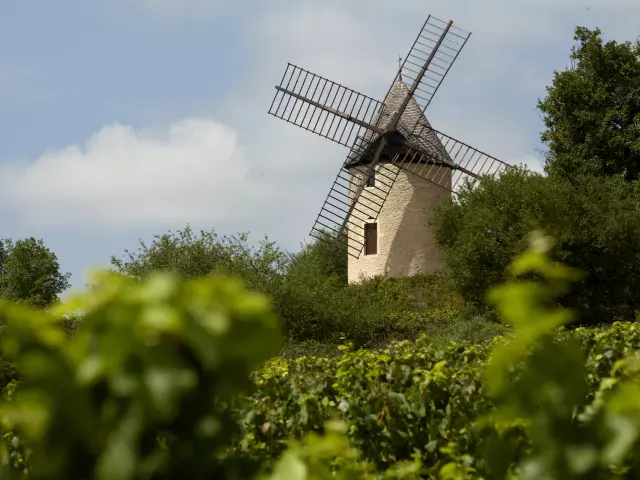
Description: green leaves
263,421,377,480
109,225,290,297
432,25,640,329
237,335,494,477
481,233,640,479
0,237,71,310
233,236,640,479
539,26,640,181
484,232,582,395
431,165,640,325
4,231,640,479
0,269,281,479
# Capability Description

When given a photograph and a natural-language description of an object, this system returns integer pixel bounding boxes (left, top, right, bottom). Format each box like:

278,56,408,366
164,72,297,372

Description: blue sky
1,0,639,293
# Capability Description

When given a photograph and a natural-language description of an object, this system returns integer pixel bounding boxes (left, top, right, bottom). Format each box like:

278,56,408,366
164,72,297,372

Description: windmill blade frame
388,15,471,135
309,16,472,249
309,154,401,258
396,126,512,194
268,64,384,148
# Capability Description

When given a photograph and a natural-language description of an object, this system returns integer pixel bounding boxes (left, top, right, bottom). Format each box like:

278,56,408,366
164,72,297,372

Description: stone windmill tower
268,15,512,283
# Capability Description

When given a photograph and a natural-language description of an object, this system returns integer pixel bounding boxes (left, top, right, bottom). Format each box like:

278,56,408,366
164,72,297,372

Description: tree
430,168,640,324
110,225,290,296
538,26,640,181
0,237,71,309
276,233,348,342
110,227,459,347
286,230,348,284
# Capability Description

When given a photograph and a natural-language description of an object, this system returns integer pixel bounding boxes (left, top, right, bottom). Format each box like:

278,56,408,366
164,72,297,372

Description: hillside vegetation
1,233,640,478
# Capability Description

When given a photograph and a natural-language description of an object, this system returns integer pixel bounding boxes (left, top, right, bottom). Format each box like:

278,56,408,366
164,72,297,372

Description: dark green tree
279,233,431,348
276,232,348,342
0,237,71,309
430,168,640,324
538,26,640,180
286,230,347,284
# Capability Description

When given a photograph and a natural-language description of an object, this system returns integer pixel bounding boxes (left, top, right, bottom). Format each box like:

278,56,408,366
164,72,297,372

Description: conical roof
347,78,454,167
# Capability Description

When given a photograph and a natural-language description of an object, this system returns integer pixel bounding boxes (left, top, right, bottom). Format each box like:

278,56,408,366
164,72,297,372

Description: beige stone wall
346,163,452,283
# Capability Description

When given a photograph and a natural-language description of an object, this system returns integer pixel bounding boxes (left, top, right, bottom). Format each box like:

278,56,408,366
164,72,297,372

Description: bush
109,227,492,351
0,260,426,479
278,232,491,350
286,230,348,284
237,336,495,475
276,236,413,348
279,268,480,349
234,320,640,478
431,167,640,324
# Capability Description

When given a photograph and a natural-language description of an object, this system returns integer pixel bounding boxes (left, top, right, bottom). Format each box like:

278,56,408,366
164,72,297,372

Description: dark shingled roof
346,77,454,168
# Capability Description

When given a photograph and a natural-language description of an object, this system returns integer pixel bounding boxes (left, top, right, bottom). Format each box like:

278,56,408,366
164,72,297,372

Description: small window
364,222,377,255
366,168,376,187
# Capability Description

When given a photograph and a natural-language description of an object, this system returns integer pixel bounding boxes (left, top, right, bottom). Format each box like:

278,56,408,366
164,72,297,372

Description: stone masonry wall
347,164,452,283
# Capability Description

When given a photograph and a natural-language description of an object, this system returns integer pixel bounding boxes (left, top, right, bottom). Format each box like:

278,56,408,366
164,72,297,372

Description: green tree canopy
0,237,71,309
286,230,347,284
110,225,289,296
430,168,640,324
431,26,640,324
539,26,640,180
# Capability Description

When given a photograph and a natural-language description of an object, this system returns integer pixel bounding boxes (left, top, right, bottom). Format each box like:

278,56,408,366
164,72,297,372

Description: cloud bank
0,118,269,230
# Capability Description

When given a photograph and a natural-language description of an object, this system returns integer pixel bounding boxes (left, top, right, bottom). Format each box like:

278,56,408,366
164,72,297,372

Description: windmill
268,15,512,282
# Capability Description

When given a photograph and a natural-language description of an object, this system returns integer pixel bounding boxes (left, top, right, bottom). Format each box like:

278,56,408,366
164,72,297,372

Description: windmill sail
388,15,471,135
309,160,400,258
350,79,510,194
311,77,455,258
397,126,511,193
268,64,383,147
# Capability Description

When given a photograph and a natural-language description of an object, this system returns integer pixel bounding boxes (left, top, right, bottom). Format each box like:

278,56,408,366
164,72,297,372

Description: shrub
275,236,413,348
238,336,495,475
109,227,489,351
278,233,487,349
233,234,640,478
278,270,474,349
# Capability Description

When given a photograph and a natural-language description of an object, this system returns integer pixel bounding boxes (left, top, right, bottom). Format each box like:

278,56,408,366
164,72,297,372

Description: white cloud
0,118,273,230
